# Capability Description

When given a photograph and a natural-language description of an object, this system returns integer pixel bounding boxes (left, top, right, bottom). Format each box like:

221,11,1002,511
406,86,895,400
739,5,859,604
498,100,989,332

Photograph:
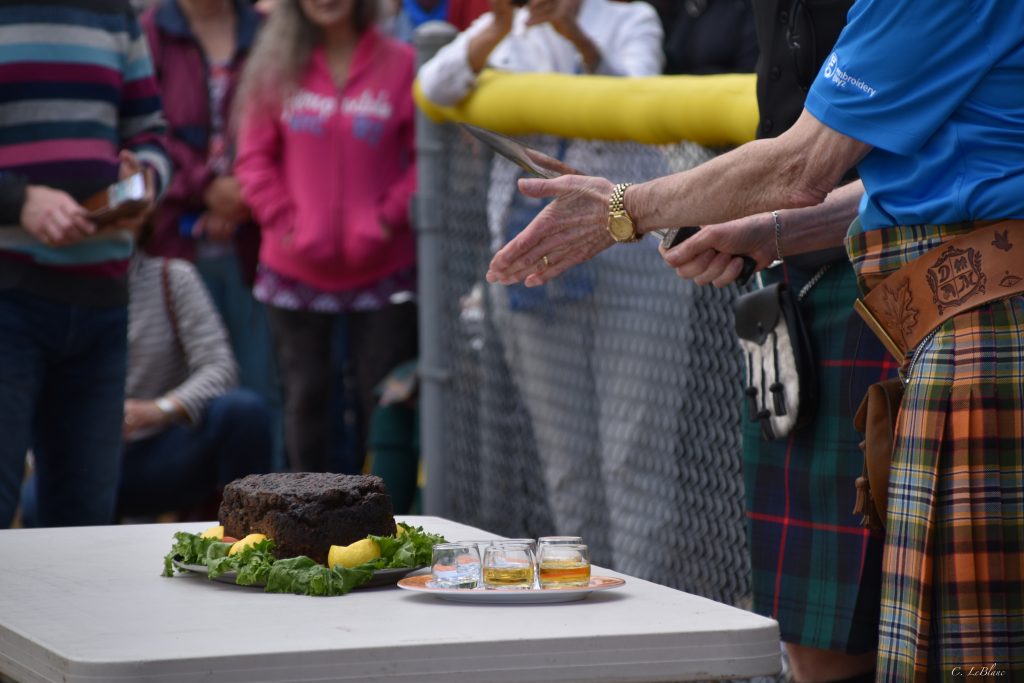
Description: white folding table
0,516,780,682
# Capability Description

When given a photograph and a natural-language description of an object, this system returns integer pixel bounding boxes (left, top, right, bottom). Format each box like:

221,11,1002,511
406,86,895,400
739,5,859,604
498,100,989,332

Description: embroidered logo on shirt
342,90,393,119
343,90,394,146
282,90,338,135
823,52,877,98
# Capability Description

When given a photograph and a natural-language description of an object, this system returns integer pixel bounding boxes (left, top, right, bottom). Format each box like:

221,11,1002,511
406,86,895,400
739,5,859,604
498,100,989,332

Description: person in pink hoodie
234,0,417,474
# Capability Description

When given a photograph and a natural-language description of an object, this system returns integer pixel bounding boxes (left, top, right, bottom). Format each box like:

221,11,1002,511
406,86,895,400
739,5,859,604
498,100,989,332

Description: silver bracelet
770,210,784,266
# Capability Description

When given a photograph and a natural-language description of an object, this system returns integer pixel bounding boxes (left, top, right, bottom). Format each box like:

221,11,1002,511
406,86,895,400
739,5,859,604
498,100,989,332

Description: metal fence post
414,21,457,517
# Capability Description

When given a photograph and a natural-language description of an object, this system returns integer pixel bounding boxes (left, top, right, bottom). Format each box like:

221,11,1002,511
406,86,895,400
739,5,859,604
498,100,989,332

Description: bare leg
785,643,875,683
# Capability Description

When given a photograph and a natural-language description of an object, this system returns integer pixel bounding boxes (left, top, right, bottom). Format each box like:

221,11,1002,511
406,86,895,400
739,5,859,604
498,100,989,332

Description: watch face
608,213,635,241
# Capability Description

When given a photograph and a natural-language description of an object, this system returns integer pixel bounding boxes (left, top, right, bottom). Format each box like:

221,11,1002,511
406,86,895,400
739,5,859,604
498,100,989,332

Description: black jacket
752,0,853,138
663,0,759,75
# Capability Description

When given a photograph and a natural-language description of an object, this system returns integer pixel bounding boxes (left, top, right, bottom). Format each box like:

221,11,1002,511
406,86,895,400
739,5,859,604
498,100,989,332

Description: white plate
396,574,625,604
172,558,421,589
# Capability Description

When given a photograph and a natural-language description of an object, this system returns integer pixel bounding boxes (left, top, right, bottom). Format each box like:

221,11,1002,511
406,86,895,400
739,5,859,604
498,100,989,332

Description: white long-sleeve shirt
418,0,664,251
418,0,664,107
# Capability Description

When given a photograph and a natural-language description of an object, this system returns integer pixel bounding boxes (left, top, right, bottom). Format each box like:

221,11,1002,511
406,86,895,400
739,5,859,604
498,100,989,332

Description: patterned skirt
743,260,899,653
846,222,1024,680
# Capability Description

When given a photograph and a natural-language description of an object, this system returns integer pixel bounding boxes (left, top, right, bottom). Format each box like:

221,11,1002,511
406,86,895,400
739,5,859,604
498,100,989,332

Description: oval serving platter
395,574,625,604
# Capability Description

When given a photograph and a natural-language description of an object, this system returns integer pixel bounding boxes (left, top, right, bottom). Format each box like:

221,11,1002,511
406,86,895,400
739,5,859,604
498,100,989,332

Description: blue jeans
115,389,273,516
21,389,273,523
0,289,128,528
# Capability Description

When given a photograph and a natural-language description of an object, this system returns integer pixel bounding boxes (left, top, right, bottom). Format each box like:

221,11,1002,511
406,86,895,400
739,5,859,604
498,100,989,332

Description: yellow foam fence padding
414,69,759,147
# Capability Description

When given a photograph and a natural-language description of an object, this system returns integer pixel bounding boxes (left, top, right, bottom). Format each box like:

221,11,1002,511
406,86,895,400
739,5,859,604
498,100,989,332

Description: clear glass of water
430,542,481,589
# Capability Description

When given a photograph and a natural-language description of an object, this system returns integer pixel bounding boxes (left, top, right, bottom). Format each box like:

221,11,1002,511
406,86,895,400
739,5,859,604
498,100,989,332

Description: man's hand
122,398,174,438
660,213,777,287
486,174,616,287
19,185,96,246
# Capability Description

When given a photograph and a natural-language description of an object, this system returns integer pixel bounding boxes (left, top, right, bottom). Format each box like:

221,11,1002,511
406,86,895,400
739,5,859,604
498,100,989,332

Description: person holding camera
0,0,171,528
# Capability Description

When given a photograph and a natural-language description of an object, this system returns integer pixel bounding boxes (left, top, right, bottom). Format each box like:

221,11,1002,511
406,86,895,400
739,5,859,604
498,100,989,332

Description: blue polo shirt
804,0,1024,231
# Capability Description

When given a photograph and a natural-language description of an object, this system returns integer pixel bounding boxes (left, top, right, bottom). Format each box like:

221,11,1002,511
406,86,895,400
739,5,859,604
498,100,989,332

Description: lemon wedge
228,533,267,556
327,538,381,569
200,525,224,540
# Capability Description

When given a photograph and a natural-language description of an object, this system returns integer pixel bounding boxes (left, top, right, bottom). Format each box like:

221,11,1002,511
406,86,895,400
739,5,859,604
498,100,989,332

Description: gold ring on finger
542,255,551,268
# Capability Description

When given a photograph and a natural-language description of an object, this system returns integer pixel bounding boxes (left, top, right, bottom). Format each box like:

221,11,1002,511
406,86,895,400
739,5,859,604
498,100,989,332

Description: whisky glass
537,543,590,589
430,543,481,589
481,543,536,590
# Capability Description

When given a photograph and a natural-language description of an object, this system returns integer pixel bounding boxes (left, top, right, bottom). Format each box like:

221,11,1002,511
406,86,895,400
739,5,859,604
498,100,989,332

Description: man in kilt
486,0,1024,678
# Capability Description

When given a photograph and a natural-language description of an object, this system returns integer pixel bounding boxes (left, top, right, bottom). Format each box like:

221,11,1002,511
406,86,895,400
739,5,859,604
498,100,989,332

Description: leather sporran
734,282,817,440
852,377,905,531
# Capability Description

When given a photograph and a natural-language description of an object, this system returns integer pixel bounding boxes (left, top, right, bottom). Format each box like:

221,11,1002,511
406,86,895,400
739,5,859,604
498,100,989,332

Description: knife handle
660,227,757,286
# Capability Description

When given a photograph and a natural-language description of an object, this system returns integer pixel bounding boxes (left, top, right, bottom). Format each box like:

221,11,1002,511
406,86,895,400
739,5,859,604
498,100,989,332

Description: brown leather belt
854,219,1024,365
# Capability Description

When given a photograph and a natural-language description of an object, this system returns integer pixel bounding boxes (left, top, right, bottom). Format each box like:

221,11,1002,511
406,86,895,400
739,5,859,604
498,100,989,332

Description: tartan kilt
847,222,1024,681
743,260,899,652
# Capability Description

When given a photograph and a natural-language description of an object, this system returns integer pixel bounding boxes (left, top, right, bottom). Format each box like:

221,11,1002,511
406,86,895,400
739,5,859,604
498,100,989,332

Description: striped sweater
0,0,171,297
126,254,238,440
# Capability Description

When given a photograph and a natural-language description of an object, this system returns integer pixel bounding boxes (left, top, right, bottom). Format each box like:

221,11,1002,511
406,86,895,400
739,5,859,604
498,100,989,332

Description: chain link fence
421,128,753,609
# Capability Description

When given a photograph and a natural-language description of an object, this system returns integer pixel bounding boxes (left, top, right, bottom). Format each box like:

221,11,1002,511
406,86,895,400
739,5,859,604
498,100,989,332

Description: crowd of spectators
2,0,770,525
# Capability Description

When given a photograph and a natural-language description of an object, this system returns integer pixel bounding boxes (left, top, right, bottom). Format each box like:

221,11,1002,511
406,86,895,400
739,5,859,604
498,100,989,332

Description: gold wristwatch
607,182,639,243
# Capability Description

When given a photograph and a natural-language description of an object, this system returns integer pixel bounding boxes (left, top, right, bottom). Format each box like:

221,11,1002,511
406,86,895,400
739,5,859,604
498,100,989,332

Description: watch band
608,182,639,243
609,182,632,217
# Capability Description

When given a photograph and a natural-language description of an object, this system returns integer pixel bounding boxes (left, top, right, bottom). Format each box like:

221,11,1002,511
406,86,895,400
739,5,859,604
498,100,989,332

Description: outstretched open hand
486,174,616,287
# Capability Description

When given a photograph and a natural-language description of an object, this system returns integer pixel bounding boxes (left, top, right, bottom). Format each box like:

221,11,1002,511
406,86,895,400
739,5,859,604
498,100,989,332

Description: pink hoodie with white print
235,27,416,292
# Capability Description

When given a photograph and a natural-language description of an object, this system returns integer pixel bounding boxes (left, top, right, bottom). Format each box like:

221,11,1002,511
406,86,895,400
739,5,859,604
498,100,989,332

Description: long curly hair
235,0,379,118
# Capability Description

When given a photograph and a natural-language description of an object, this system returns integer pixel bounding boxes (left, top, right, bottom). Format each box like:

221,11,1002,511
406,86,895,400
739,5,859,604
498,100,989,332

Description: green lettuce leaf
370,524,446,569
265,556,374,596
207,538,276,585
162,532,222,577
